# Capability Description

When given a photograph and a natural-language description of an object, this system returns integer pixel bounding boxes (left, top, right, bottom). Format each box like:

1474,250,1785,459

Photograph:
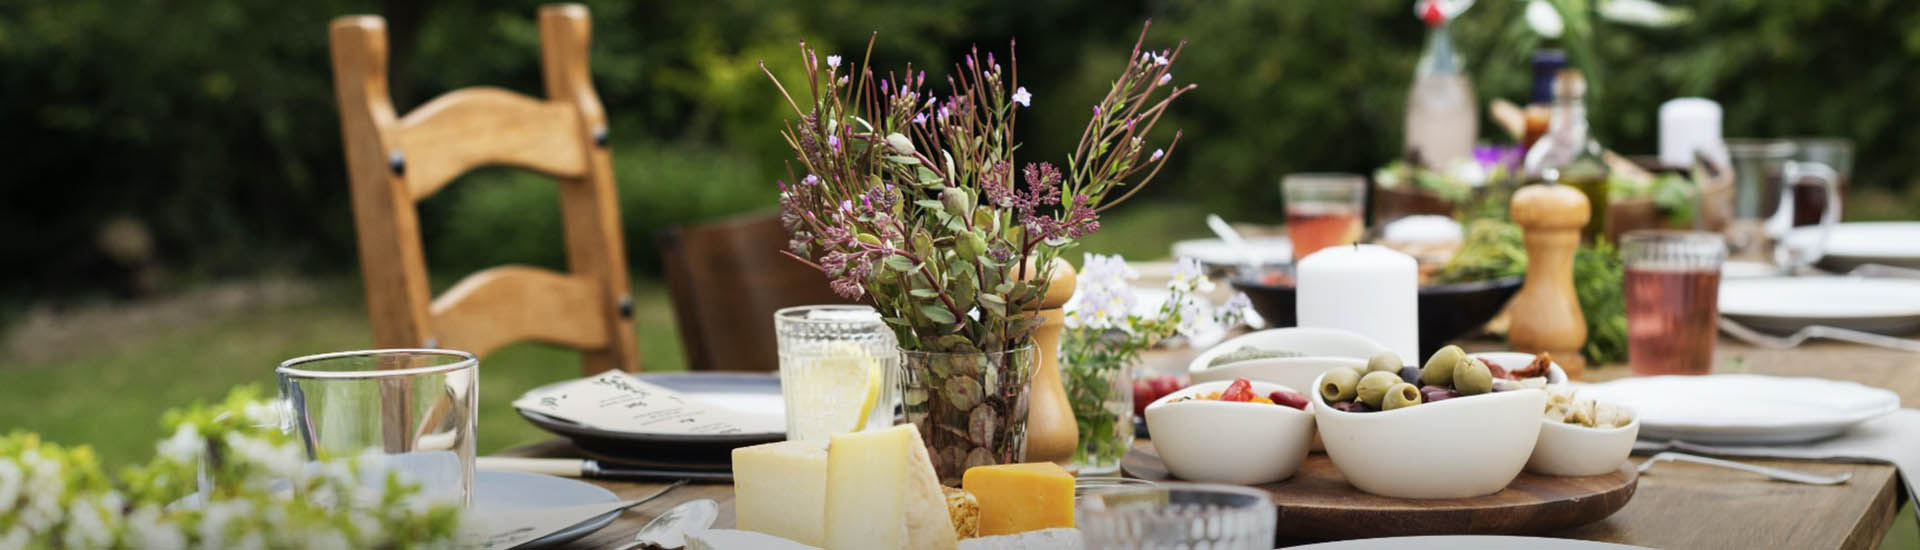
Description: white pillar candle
1295,244,1420,362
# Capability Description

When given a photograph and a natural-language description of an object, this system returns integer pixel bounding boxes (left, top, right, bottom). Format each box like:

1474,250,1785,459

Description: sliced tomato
1220,377,1256,402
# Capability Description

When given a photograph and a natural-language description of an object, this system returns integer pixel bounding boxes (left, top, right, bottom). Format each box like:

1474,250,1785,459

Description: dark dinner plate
516,372,785,463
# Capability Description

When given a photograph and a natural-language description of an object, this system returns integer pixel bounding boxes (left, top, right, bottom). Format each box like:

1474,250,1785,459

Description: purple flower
938,106,950,122
827,135,841,151
839,199,853,213
1472,145,1523,173
1159,73,1172,85
913,113,927,125
1153,53,1169,66
838,75,848,86
1151,149,1164,161
1012,87,1032,107
802,174,820,186
1093,105,1101,116
826,55,841,68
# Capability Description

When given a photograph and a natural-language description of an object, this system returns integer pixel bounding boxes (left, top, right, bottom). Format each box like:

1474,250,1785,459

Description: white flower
61,491,122,549
1152,53,1169,65
19,450,67,532
1525,0,1564,38
826,55,841,68
1011,86,1032,108
1150,148,1164,161
0,526,27,550
305,527,351,550
224,433,303,480
1065,254,1142,332
126,505,186,549
0,459,21,515
1159,73,1171,85
158,424,203,465
1167,257,1214,294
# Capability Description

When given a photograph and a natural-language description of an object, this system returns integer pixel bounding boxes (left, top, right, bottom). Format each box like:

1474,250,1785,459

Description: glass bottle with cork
1522,69,1610,243
1403,0,1478,170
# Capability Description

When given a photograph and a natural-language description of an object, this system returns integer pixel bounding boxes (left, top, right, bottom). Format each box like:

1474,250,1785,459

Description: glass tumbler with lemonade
1282,173,1367,261
775,305,901,442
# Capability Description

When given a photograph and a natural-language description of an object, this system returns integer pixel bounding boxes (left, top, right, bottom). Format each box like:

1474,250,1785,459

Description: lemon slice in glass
786,342,884,439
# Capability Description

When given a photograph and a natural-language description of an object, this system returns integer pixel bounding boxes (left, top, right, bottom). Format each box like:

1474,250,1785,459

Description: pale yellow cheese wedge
731,441,828,546
825,424,959,550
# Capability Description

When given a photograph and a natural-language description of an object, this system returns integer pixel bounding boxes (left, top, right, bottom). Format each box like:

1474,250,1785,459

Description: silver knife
478,457,731,481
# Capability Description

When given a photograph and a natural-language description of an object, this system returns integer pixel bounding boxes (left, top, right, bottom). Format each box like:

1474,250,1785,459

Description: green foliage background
4,0,1918,300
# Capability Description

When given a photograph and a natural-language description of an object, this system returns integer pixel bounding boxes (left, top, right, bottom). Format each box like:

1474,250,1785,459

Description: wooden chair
329,4,638,374
659,212,855,371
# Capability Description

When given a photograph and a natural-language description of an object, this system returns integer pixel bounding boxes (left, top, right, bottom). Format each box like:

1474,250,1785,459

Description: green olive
1356,370,1401,408
1421,345,1464,386
1366,351,1403,374
1382,382,1423,410
1454,356,1494,395
1319,367,1362,403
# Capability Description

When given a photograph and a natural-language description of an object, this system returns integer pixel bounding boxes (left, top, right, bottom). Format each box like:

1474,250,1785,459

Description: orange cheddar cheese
960,462,1075,536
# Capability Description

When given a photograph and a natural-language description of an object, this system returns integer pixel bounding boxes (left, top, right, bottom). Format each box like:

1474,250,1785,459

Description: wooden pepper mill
1022,257,1079,467
1509,183,1591,378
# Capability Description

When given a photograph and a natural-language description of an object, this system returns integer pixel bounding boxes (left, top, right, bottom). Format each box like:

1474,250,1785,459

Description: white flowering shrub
0,387,461,549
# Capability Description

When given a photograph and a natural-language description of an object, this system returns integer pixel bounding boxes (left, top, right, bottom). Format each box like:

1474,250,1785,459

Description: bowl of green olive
1310,347,1551,499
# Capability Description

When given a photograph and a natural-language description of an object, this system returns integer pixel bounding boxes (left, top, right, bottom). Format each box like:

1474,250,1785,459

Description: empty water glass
276,349,478,506
1077,483,1277,549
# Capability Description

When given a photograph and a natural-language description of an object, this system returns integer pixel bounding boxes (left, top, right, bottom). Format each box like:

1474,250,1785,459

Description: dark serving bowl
1229,273,1524,358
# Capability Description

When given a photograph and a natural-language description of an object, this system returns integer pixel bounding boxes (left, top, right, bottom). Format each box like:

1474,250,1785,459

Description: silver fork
1637,452,1852,485
1718,317,1920,353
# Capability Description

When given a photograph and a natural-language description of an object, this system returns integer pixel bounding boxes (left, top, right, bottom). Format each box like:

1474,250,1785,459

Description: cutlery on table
1637,452,1852,485
1205,214,1263,272
1719,317,1920,353
478,457,729,481
467,480,688,550
622,499,720,550
1849,263,1920,280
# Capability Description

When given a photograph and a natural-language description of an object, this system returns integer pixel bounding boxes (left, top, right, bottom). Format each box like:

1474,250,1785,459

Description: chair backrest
659,212,855,371
329,4,638,374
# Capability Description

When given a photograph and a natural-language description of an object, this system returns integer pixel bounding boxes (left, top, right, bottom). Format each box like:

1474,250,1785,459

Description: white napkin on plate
1634,408,1920,524
513,371,781,435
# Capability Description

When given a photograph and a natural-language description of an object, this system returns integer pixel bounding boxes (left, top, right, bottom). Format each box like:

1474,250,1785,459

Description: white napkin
513,372,781,435
1634,408,1920,524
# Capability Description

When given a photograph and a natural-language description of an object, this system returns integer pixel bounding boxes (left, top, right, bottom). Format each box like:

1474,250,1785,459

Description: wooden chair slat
660,212,854,371
392,88,587,201
429,266,608,357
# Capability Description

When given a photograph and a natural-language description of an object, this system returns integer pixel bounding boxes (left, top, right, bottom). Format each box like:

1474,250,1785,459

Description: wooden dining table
498,340,1919,549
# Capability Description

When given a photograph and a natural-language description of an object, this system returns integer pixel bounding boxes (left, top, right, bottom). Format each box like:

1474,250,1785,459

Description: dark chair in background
659,212,855,371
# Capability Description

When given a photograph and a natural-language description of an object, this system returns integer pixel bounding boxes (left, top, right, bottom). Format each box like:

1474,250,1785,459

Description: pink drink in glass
1622,231,1727,375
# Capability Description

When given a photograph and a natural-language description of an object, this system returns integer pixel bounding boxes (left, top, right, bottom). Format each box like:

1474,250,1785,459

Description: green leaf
920,304,957,324
909,288,940,298
887,155,920,165
883,254,916,272
978,293,1007,317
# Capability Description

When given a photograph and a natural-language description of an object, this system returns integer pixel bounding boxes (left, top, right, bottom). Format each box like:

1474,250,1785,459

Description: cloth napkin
1634,408,1920,524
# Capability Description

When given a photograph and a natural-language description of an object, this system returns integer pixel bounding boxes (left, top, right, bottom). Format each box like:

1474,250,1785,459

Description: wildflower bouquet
766,24,1194,355
1060,255,1248,472
0,387,461,549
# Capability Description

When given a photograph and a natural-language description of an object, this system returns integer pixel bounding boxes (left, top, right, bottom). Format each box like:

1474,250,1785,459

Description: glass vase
1063,355,1134,475
899,346,1036,486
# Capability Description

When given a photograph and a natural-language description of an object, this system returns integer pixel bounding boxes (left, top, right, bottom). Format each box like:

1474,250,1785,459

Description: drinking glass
1791,137,1854,225
276,349,477,506
1724,139,1794,259
1077,483,1277,549
774,305,900,443
1622,231,1727,376
1282,173,1366,261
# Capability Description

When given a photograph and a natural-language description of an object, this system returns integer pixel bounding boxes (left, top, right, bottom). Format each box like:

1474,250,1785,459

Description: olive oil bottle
1522,69,1610,243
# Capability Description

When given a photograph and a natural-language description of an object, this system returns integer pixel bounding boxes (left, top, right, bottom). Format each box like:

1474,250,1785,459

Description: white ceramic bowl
1144,380,1316,485
1526,407,1641,477
1188,327,1389,375
1311,371,1548,499
1191,356,1368,388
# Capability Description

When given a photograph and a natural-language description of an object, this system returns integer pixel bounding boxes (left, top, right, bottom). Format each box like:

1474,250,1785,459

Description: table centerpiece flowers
765,24,1193,482
1061,255,1249,474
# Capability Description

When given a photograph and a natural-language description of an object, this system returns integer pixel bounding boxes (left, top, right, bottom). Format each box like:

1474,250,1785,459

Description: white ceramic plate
1718,277,1920,334
1789,221,1920,269
1285,535,1652,549
1720,260,1780,279
1172,237,1292,267
474,470,620,548
1576,374,1901,445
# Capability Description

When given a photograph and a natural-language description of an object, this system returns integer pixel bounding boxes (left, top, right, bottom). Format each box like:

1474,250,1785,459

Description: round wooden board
1122,443,1637,540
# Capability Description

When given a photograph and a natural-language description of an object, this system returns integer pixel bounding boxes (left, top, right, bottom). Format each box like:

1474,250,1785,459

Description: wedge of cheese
731,441,828,546
824,424,959,550
961,462,1075,536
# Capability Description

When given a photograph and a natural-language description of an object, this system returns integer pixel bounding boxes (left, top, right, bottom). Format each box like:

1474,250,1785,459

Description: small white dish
1190,356,1367,389
1526,408,1641,477
1576,374,1900,445
1172,236,1293,268
1789,221,1920,270
1144,380,1316,485
1470,352,1571,385
1188,327,1390,375
1312,372,1547,499
1719,277,1920,335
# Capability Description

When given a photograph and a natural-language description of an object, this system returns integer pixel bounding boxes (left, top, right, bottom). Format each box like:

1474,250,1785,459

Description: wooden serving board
1122,443,1637,540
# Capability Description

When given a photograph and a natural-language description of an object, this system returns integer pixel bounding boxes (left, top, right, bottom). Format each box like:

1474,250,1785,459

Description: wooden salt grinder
1023,257,1079,467
1509,184,1591,378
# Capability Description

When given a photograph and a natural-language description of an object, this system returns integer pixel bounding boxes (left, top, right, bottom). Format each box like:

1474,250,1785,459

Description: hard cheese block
731,441,828,546
825,424,958,550
961,462,1075,536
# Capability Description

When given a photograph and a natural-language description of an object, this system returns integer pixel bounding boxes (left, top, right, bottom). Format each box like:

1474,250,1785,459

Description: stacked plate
1791,221,1920,271
1578,374,1900,445
516,372,785,478
1719,277,1920,335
